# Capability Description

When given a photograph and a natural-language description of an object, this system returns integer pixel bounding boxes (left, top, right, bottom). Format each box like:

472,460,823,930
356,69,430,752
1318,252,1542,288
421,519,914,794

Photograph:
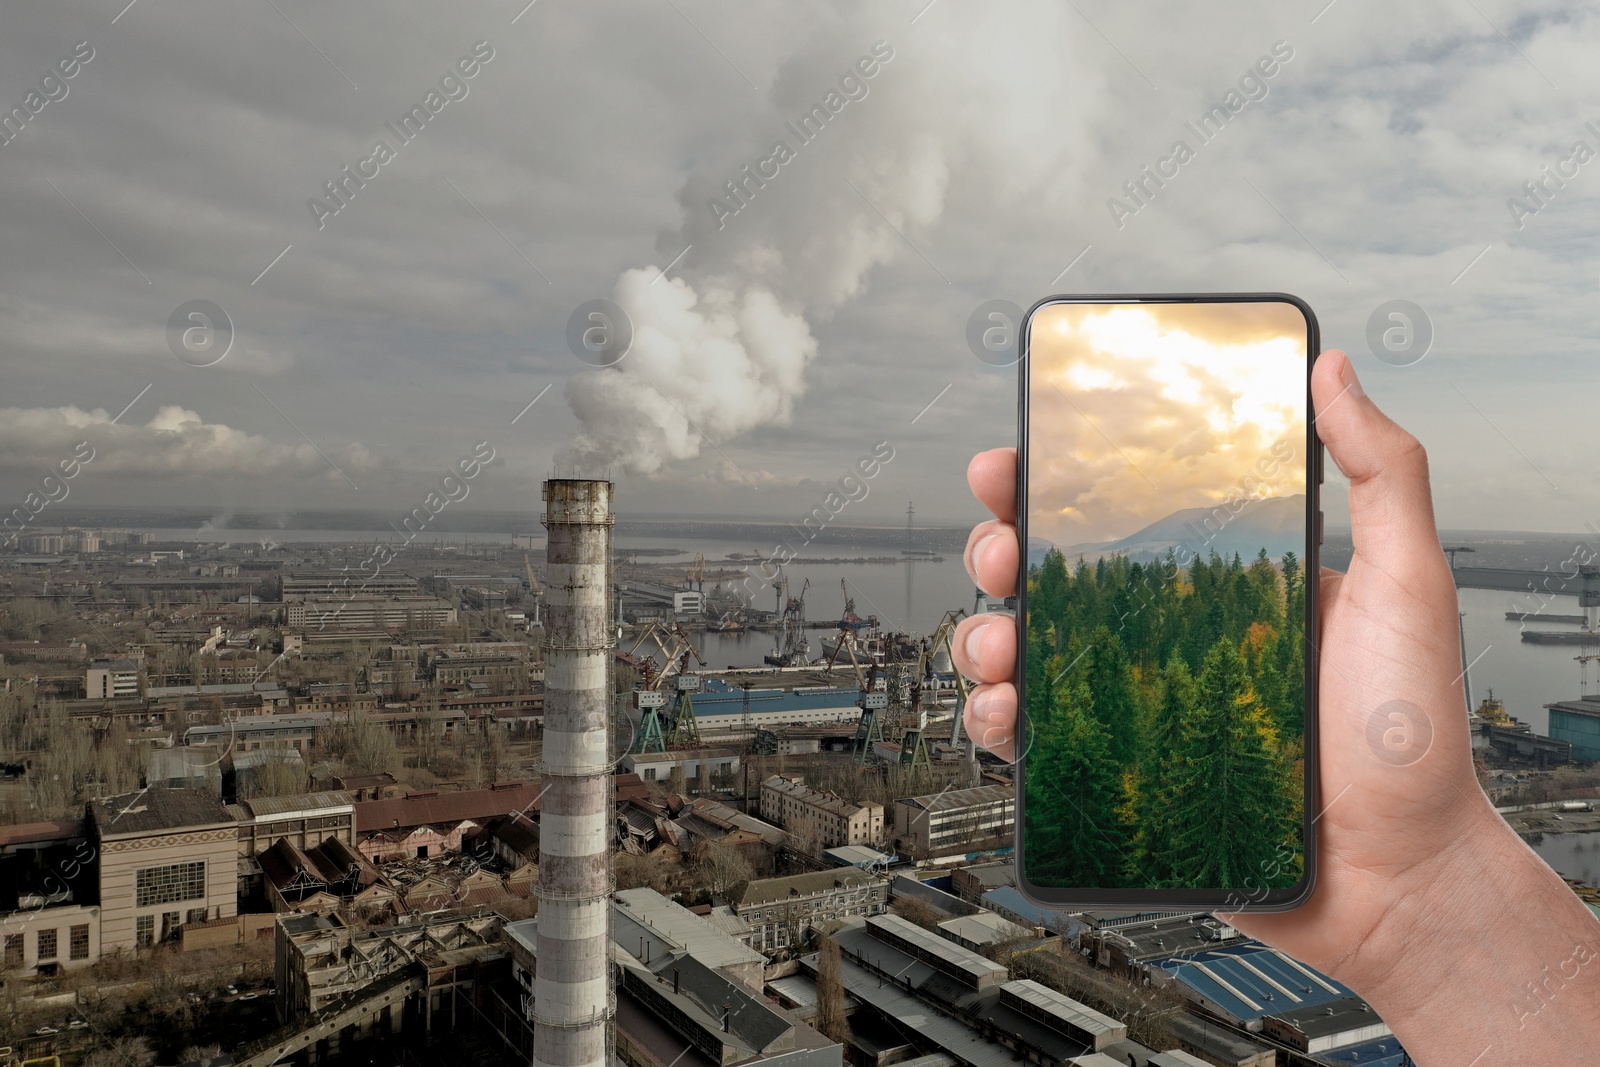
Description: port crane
624,621,707,752
889,614,960,771
764,575,812,667
685,552,706,592
822,625,889,764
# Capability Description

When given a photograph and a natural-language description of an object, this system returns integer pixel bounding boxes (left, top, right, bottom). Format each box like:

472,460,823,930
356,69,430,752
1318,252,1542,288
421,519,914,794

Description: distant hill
1037,494,1306,566
1026,537,1057,568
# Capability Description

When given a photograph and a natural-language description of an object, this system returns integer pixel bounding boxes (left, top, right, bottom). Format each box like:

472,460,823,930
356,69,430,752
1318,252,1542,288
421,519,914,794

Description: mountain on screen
1031,494,1306,566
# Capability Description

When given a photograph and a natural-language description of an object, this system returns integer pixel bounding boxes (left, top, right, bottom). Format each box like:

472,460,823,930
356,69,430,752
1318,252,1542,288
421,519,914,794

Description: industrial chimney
533,479,615,1067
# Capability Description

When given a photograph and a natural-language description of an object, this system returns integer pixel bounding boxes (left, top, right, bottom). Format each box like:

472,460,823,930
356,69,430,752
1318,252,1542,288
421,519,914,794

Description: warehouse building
797,914,1145,1067
890,784,1014,858
1546,694,1600,762
1261,996,1395,1058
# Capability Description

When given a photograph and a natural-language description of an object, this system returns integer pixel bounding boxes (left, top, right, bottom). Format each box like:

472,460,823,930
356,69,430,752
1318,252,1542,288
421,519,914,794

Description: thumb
1312,350,1444,570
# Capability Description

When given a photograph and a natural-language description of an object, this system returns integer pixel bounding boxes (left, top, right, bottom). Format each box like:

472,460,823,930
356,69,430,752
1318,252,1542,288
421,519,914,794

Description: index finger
967,448,1016,523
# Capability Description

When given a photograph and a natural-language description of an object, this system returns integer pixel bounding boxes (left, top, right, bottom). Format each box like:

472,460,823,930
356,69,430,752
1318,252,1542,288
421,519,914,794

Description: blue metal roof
695,677,861,714
1150,943,1355,1023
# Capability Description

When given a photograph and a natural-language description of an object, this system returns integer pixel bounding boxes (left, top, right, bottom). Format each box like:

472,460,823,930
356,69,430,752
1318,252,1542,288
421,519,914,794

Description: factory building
1145,940,1379,1046
88,788,238,952
621,747,740,787
728,869,889,953
1546,694,1600,762
285,596,457,631
759,773,883,847
183,713,330,753
0,819,98,976
229,791,356,860
273,909,502,1019
280,572,421,600
612,886,766,992
1084,913,1245,978
890,784,1014,858
504,888,840,1067
785,914,1154,1067
86,657,140,699
1260,996,1393,1055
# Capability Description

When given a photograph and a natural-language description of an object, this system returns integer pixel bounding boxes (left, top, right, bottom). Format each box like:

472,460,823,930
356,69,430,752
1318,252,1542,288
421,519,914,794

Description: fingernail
981,726,1012,751
966,531,998,585
964,622,987,667
1342,354,1365,400
971,689,994,722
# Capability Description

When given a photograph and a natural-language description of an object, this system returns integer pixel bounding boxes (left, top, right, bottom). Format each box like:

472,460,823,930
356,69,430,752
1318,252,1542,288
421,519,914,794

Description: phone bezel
1013,291,1322,912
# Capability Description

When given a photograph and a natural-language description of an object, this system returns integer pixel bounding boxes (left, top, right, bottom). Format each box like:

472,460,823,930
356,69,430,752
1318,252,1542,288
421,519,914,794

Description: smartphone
1014,293,1321,911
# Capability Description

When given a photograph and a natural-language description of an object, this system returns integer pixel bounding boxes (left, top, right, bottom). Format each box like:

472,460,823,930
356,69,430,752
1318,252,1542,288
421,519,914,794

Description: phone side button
1316,509,1323,545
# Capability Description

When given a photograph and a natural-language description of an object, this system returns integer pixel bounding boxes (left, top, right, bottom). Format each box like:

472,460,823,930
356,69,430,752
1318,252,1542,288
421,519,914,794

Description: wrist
1345,797,1600,1057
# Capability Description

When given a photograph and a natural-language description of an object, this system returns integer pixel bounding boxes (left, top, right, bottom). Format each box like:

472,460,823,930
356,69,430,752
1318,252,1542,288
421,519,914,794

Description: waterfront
1531,830,1600,884
132,528,1600,724
1458,586,1597,735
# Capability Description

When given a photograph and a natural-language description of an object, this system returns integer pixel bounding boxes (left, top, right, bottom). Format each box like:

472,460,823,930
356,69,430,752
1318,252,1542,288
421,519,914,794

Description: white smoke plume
563,269,816,476
560,4,1101,476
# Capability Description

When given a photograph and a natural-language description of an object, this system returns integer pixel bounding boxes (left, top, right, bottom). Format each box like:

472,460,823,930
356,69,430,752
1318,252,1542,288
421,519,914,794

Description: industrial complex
3,483,1599,1067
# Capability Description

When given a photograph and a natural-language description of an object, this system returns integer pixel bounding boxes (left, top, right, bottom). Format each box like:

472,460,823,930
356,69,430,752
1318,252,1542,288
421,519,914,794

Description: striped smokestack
533,479,615,1067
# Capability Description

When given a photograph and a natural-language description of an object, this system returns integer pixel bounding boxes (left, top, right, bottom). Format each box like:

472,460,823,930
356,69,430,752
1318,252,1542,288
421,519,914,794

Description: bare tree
813,934,849,1045
242,746,307,799
789,814,826,858
81,1036,155,1067
320,714,399,776
891,893,944,932
698,839,755,902
616,850,679,895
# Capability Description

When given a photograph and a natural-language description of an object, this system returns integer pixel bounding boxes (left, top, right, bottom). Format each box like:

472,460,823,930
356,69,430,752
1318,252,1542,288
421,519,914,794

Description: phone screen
1017,295,1318,907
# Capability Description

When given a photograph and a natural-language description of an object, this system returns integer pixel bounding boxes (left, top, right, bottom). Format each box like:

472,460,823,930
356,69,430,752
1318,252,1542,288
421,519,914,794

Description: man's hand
950,350,1600,1063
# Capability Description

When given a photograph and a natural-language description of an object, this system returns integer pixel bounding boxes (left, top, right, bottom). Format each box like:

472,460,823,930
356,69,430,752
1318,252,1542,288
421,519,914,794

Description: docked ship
818,625,922,665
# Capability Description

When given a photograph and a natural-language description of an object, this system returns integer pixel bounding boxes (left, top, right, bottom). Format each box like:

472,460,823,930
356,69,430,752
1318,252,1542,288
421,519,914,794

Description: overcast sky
1027,301,1307,545
2,0,1599,534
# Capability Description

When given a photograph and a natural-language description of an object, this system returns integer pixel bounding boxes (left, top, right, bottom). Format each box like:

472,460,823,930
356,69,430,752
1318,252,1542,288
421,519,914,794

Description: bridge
1453,565,1600,643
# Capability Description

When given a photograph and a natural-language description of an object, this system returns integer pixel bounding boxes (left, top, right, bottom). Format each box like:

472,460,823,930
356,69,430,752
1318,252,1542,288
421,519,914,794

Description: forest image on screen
1024,301,1308,892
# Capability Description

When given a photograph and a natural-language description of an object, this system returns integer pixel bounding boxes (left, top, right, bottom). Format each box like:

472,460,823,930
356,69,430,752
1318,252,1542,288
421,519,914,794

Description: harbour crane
823,626,889,764
624,621,707,752
887,609,968,771
764,575,812,667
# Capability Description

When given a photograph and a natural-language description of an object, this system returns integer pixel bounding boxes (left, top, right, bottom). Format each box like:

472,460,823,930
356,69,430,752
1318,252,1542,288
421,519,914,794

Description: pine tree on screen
1125,654,1197,885
1156,638,1297,887
1025,679,1125,886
